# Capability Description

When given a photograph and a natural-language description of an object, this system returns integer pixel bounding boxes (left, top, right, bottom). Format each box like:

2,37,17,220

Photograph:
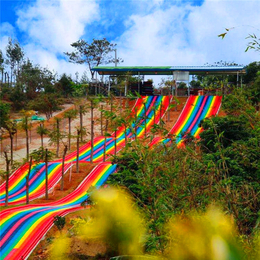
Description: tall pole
138,72,140,94
125,78,127,97
172,72,174,96
188,75,190,96
144,103,147,138
76,130,80,173
45,149,48,200
115,49,117,67
90,101,94,163
108,76,111,95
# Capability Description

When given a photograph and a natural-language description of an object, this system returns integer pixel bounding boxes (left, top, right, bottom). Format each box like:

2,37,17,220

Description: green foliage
64,109,78,120
6,38,24,71
30,148,55,162
109,141,212,253
243,61,260,84
28,93,64,120
178,82,187,89
0,101,11,129
71,82,88,97
108,98,260,250
8,84,27,110
54,215,66,232
56,73,74,97
246,33,260,53
17,59,55,99
36,124,48,137
189,79,202,88
65,38,123,78
0,49,4,70
199,90,260,233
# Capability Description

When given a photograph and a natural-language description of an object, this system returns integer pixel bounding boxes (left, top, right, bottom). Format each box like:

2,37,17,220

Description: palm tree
64,109,77,150
36,123,48,148
19,110,33,161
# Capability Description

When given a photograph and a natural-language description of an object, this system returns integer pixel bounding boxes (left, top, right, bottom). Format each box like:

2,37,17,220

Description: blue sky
1,0,259,84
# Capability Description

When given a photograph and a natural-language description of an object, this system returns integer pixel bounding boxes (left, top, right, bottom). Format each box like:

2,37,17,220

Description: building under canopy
91,65,246,96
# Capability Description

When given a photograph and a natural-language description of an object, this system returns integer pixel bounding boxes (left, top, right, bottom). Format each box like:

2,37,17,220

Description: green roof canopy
92,66,246,76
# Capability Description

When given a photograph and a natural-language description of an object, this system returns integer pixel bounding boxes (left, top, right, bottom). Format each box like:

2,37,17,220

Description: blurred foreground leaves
51,187,260,260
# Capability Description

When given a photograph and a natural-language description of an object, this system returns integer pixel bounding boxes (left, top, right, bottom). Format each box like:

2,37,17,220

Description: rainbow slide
0,96,172,260
149,95,222,147
0,162,117,260
0,95,221,259
0,96,172,206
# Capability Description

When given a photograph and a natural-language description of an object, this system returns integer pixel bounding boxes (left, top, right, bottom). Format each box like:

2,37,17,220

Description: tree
3,120,17,165
64,109,78,150
25,156,33,204
76,128,80,173
6,38,24,85
36,123,48,148
28,93,64,120
243,61,260,84
61,144,68,191
19,110,33,161
0,101,11,128
3,147,11,207
65,38,123,79
56,73,74,97
48,117,66,157
17,59,55,99
0,49,4,84
53,216,66,235
78,104,87,142
45,148,49,200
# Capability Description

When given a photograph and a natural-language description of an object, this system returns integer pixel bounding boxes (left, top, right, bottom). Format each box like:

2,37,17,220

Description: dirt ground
0,97,185,169
0,98,128,169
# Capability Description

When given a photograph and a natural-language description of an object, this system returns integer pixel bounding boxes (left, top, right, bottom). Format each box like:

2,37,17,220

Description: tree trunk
56,120,60,157
153,106,156,125
103,119,108,162
167,104,170,122
61,145,68,190
90,101,94,163
144,103,147,138
30,122,32,144
103,136,107,162
76,130,80,173
10,67,13,87
160,101,162,128
120,95,122,114
80,106,83,142
125,124,127,145
110,96,113,126
114,128,117,156
135,109,137,140
45,149,48,200
41,133,44,148
4,151,10,207
26,156,33,204
10,134,13,165
100,105,103,136
68,118,71,150
26,127,29,161
15,131,17,150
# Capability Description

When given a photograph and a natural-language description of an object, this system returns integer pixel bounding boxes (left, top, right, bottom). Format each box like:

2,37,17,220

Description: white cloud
17,0,100,53
0,22,16,52
23,42,89,79
4,0,260,84
13,0,99,78
116,0,260,86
